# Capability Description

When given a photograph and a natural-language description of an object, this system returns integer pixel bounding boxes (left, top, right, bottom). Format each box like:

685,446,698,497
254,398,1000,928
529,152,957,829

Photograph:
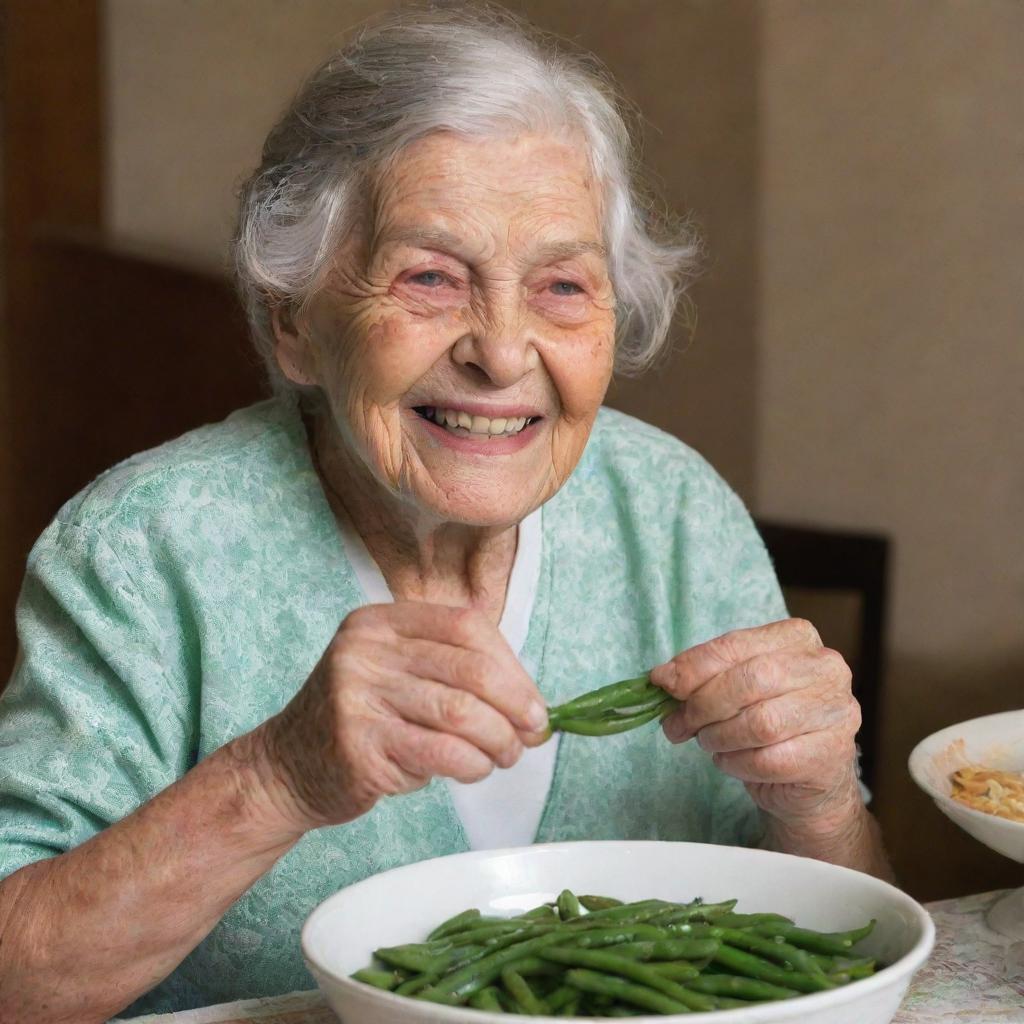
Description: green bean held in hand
350,890,880,1016
546,676,678,737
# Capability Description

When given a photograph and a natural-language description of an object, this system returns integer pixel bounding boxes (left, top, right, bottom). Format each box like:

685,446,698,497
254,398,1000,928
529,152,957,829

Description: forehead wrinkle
376,221,606,269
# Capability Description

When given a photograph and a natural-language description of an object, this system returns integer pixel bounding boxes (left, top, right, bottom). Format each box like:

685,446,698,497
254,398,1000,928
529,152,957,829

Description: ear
271,304,319,387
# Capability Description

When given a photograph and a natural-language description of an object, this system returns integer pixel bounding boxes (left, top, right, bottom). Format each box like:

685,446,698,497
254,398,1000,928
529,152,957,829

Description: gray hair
233,4,700,395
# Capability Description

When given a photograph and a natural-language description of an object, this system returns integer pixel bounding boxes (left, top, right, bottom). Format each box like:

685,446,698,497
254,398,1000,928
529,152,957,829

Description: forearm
0,730,302,1024
761,802,896,883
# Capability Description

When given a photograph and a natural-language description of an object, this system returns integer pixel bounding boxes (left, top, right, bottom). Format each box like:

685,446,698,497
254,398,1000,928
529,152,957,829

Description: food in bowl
350,889,879,1016
949,765,1024,822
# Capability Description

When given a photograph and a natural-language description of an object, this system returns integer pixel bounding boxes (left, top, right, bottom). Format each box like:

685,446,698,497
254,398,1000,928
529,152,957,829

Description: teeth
424,407,533,437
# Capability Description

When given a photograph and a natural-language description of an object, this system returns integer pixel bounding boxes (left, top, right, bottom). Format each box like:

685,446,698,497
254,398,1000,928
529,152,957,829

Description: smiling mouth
413,406,541,439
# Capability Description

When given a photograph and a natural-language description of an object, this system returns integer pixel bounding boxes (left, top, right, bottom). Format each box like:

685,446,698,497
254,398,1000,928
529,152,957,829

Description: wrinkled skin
258,603,552,830
259,131,618,828
276,130,617,532
653,618,865,837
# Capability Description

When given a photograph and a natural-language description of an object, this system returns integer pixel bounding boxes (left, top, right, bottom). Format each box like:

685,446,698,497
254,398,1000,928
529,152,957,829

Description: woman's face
277,131,617,527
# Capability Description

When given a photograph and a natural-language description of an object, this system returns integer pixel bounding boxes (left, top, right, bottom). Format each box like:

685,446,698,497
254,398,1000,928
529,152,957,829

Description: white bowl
302,840,934,1024
908,708,1024,937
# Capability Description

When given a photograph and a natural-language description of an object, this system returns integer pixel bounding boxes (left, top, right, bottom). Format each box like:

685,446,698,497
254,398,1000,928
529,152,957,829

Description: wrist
760,775,865,848
219,727,317,845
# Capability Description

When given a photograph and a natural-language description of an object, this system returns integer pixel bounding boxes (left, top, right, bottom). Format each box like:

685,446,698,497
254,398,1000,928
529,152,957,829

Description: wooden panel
1,0,104,678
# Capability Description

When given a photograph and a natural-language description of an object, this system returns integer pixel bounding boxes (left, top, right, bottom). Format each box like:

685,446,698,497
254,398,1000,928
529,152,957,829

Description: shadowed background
1,0,1021,901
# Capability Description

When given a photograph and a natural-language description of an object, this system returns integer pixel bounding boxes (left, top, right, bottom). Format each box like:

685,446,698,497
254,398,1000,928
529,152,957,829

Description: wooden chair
754,520,890,793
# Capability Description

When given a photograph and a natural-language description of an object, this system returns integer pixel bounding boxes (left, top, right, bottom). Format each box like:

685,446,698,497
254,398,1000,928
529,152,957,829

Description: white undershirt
336,508,557,850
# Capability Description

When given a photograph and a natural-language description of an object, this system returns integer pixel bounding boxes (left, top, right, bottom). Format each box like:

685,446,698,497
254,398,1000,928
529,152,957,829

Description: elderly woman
0,9,889,1022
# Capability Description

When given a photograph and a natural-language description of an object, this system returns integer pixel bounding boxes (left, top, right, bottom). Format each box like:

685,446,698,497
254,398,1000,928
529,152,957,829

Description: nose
450,301,539,388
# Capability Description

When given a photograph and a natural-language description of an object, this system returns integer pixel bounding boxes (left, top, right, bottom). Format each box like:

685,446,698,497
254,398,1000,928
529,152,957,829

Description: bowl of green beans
302,840,934,1023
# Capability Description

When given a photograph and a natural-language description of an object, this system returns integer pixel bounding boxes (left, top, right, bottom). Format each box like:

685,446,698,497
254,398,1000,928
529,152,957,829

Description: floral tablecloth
891,889,1023,1023
120,889,1024,1023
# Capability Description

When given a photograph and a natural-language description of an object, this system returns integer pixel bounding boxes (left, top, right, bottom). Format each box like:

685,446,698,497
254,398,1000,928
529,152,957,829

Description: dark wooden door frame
1,0,104,678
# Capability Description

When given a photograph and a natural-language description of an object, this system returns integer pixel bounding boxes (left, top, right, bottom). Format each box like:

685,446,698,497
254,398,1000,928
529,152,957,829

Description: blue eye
550,281,583,296
410,271,448,287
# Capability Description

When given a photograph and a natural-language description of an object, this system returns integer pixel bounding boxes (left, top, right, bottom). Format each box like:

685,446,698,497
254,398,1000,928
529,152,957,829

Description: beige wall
106,0,391,271
756,0,1024,895
105,0,760,496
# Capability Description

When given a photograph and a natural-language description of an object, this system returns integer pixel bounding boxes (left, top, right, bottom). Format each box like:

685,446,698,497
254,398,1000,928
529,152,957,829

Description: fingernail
524,700,548,732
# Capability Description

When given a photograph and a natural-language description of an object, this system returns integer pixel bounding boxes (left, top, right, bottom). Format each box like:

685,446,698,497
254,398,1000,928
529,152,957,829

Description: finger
346,603,549,733
373,673,524,769
383,718,495,785
650,618,822,701
694,688,858,754
393,637,548,736
710,730,857,786
663,646,849,742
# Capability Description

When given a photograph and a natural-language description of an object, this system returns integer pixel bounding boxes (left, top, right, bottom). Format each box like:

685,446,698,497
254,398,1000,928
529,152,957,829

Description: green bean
419,929,571,1002
661,923,725,940
548,675,654,717
427,908,481,940
544,984,580,1013
515,904,560,921
711,944,836,993
710,911,794,928
654,899,738,924
468,986,504,1011
565,899,672,924
505,955,562,978
683,974,800,1000
557,889,582,920
397,923,556,996
540,947,717,1011
608,938,721,961
562,923,668,948
372,945,438,973
810,952,869,972
554,993,581,1016
445,925,560,970
647,961,701,982
553,700,674,737
394,973,435,996
546,674,681,738
564,969,694,1015
351,967,404,990
579,895,624,911
718,927,824,975
830,964,876,982
445,920,536,945
753,919,876,956
501,966,548,1015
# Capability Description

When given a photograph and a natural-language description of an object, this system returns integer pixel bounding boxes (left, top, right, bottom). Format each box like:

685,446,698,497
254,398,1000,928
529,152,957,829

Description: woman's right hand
248,602,550,834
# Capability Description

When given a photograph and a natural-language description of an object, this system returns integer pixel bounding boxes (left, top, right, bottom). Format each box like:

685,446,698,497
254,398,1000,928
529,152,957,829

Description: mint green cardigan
0,400,786,1015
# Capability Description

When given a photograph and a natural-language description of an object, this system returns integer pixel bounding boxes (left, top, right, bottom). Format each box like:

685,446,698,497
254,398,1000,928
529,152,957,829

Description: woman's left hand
650,618,864,835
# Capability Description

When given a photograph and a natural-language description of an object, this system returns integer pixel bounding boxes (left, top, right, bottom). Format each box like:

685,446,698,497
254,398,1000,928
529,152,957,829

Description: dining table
116,888,1024,1024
